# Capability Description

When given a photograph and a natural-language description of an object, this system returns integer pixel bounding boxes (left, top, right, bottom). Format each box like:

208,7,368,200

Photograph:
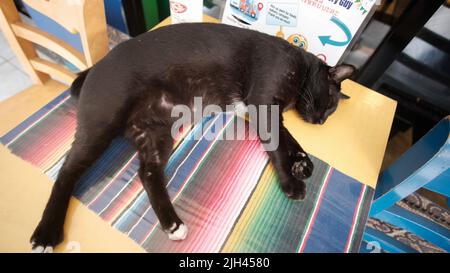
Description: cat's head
295,63,355,125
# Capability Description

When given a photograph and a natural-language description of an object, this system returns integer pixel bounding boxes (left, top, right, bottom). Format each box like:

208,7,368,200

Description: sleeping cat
30,23,354,252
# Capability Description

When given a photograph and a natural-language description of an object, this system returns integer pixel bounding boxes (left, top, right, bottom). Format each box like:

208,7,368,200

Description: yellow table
0,15,396,253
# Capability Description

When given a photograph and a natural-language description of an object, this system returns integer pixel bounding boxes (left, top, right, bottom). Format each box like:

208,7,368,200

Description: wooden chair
0,0,108,86
361,116,450,253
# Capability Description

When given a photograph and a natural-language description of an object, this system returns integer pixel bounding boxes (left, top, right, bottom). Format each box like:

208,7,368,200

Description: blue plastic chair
361,116,450,253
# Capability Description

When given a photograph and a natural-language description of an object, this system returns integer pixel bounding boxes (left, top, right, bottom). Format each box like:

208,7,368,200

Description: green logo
354,0,375,15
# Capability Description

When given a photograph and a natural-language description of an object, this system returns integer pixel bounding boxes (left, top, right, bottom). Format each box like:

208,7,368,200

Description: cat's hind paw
166,223,188,241
30,220,63,253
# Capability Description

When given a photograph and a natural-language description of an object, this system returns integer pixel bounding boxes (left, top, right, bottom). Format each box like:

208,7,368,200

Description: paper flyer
222,0,377,65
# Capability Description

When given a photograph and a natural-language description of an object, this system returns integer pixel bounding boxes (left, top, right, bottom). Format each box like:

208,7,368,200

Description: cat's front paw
281,178,307,201
289,151,314,180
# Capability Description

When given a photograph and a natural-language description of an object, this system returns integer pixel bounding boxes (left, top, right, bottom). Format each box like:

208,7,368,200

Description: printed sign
266,3,298,27
170,0,203,24
222,0,377,65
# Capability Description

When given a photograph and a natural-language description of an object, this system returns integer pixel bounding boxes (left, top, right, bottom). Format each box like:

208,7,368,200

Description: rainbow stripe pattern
1,90,373,252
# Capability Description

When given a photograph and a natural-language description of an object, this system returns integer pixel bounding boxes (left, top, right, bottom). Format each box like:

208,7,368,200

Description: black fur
30,23,354,250
69,68,90,98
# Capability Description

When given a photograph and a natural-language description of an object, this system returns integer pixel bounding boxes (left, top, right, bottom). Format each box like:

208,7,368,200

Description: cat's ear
329,64,355,83
339,92,350,100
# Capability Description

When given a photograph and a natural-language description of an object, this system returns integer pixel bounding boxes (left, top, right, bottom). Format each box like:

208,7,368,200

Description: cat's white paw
44,246,53,253
167,223,188,241
31,245,44,253
31,244,53,253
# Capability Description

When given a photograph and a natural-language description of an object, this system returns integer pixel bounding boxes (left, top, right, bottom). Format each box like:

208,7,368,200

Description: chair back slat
22,0,83,34
30,57,76,85
11,22,88,70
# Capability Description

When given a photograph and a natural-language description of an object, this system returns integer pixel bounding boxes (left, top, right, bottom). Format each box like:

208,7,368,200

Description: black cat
30,23,354,252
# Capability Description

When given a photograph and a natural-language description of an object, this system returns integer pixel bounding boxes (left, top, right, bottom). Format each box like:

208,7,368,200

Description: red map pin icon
258,3,263,11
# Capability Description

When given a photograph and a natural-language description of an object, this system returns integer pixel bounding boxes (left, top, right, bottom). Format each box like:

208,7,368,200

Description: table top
0,15,396,253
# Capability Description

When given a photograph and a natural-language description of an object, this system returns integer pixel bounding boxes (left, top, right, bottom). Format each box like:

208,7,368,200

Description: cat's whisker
299,91,311,105
305,88,315,109
305,88,314,104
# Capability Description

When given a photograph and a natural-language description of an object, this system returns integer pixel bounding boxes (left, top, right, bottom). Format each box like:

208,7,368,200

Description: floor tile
0,61,32,102
0,56,7,65
7,55,26,72
0,31,15,60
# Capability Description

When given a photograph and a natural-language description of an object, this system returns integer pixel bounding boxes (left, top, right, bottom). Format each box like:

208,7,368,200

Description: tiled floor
0,31,33,102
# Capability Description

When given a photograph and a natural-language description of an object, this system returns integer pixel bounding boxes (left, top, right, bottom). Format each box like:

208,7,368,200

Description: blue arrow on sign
318,16,352,47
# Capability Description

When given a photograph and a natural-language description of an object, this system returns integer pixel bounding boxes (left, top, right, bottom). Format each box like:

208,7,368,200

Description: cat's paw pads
290,152,313,180
166,223,188,241
281,179,307,201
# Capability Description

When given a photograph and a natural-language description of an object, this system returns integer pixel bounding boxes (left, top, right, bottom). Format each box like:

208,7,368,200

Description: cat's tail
70,68,91,99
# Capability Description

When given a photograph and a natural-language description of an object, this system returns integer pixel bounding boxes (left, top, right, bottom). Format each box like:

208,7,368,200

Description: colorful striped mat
1,90,373,253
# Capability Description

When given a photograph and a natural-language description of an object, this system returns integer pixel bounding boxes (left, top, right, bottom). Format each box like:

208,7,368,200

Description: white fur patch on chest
160,94,174,110
232,101,248,119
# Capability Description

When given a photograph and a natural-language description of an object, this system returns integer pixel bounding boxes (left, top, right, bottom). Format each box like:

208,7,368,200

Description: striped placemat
1,90,373,252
